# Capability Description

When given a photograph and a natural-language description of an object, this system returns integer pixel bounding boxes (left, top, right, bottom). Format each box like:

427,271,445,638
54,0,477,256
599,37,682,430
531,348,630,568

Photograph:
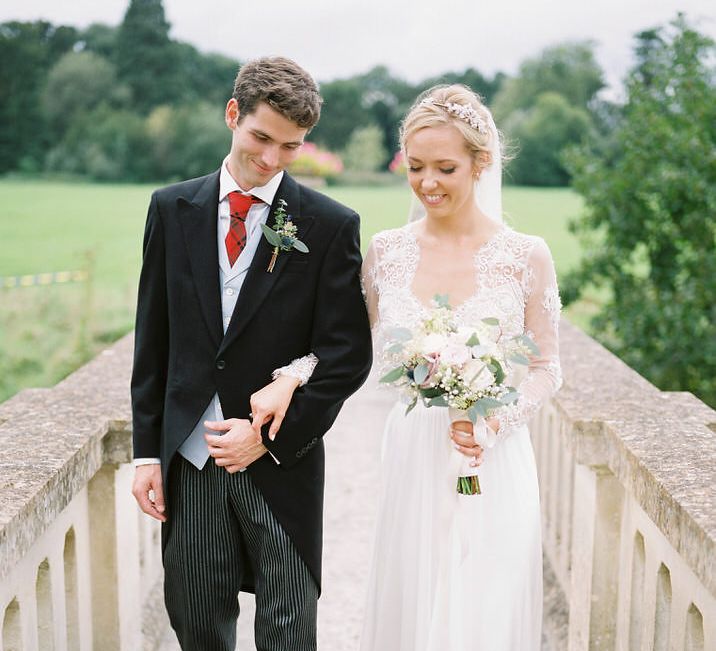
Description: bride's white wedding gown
360,224,562,651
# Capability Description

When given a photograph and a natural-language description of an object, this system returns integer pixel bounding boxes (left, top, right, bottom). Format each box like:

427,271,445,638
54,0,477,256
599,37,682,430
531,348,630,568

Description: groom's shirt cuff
134,457,161,466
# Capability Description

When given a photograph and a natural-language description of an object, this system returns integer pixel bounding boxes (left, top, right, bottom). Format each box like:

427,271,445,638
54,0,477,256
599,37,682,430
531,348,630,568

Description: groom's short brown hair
232,56,322,130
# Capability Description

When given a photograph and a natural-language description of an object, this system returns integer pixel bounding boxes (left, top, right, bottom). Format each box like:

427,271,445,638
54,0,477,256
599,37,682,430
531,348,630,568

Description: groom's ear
225,98,240,129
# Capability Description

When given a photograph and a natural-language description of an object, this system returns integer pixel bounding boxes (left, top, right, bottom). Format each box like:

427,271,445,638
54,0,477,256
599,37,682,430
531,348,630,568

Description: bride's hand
250,375,301,442
450,420,484,467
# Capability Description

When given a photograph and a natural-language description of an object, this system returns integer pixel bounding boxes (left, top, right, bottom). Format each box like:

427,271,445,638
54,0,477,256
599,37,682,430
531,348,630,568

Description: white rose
456,326,477,342
440,342,471,366
463,359,495,392
419,333,448,355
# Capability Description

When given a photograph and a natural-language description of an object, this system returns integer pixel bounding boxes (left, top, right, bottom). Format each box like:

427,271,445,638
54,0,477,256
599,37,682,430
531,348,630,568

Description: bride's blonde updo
400,84,496,173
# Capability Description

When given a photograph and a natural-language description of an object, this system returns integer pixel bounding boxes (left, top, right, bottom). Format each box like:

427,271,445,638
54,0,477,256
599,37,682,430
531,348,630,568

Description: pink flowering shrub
388,150,406,175
288,142,343,179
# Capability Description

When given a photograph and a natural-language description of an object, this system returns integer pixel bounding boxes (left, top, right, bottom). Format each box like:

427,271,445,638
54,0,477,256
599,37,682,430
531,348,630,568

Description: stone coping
0,323,714,596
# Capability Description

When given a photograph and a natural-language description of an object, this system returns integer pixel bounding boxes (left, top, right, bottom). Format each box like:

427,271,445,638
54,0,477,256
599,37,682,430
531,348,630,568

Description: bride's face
405,125,477,218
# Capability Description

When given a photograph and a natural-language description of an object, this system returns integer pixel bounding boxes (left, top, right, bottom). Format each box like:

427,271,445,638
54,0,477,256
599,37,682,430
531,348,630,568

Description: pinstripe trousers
163,456,318,651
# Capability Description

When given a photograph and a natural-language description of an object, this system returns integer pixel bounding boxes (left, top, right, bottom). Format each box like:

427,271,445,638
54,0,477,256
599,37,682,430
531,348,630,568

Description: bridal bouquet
379,295,538,495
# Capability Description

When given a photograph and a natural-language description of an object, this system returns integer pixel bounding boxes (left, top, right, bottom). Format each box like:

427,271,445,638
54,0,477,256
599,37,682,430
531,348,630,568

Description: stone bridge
1,321,714,650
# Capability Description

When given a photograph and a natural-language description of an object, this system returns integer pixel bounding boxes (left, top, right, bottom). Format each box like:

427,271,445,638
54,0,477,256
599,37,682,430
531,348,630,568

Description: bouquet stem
457,474,481,495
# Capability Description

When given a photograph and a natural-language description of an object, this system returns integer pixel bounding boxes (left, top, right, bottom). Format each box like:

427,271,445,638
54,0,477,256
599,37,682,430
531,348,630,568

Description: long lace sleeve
361,238,380,329
497,238,562,432
272,353,318,386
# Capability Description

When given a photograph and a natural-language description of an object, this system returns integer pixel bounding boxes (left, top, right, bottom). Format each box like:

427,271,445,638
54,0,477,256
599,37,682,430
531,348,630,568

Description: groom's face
225,99,307,189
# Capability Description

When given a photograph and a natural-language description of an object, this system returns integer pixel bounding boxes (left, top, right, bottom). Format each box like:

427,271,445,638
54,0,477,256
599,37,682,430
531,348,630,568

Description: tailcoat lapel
219,173,315,356
177,170,223,348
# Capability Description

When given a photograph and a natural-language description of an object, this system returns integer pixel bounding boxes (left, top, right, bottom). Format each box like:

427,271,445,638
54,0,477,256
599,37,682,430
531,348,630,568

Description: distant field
0,179,587,401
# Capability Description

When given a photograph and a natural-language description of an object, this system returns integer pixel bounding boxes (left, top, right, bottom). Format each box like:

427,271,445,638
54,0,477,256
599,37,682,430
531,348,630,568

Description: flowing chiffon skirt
360,402,543,651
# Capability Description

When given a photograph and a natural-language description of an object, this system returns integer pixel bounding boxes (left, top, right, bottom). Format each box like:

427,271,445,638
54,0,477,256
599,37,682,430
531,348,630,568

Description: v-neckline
404,224,507,314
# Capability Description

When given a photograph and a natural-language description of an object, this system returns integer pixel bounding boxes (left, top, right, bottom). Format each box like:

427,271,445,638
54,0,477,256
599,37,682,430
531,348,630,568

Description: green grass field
0,179,587,401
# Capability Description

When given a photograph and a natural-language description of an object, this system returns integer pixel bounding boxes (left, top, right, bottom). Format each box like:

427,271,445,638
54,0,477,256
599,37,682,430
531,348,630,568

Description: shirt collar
219,157,284,206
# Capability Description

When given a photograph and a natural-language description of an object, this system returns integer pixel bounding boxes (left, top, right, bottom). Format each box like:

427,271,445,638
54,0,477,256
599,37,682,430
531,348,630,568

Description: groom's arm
261,214,372,468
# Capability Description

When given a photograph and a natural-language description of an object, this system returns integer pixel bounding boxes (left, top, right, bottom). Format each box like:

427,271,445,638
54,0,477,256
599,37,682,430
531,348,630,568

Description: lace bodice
362,224,562,432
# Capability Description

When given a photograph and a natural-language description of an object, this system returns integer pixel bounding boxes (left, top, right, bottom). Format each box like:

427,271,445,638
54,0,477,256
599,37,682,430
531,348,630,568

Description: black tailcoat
131,169,373,590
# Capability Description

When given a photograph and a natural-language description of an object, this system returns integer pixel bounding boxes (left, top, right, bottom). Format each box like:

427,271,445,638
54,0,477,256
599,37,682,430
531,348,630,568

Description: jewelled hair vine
420,97,488,135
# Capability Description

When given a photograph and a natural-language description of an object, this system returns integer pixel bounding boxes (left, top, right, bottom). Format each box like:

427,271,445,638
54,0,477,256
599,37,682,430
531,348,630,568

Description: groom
131,56,372,650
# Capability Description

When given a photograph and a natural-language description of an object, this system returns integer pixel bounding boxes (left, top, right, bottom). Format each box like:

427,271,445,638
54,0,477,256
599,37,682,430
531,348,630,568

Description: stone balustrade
0,336,165,651
0,322,714,650
537,322,716,651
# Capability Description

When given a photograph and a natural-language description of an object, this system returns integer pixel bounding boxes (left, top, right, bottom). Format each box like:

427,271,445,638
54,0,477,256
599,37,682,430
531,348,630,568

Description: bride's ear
473,151,490,177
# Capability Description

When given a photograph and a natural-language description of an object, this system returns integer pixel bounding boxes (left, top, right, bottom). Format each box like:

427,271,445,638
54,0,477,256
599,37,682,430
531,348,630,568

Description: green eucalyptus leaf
292,239,309,253
387,343,404,354
477,397,504,412
508,352,530,365
388,327,413,342
428,395,449,407
380,366,405,383
260,224,282,246
434,294,451,308
519,334,540,355
466,333,480,346
413,363,429,385
482,317,499,326
492,362,505,384
405,397,418,415
472,402,488,417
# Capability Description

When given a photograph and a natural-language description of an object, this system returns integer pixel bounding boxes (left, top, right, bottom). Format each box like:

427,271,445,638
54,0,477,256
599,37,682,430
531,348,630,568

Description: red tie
226,192,263,266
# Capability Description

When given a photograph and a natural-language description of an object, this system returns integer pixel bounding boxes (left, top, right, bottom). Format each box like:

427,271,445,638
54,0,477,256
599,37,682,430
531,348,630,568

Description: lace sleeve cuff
271,353,318,386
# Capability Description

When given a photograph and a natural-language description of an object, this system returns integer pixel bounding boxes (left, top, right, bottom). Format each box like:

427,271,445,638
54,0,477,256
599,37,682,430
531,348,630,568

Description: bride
358,85,562,650
260,84,562,649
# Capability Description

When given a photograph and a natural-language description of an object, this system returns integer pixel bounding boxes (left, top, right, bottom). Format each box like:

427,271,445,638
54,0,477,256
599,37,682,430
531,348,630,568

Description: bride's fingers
453,442,483,459
450,429,477,446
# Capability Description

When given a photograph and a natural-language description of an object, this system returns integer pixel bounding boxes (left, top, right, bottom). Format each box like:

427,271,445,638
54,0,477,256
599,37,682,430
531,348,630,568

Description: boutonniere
260,199,309,272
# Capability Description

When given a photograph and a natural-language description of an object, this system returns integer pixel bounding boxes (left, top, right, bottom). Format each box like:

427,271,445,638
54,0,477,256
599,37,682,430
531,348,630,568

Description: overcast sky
2,0,714,95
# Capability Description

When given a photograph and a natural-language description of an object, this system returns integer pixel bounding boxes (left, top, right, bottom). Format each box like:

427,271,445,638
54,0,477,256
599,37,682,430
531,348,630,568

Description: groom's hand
132,464,167,522
204,418,268,473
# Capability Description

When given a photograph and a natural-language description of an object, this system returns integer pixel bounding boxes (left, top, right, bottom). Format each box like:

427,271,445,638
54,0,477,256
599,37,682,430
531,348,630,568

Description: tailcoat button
216,360,226,370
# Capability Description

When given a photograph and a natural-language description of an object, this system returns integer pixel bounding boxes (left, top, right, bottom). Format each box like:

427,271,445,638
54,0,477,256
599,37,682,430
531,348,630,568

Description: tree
0,21,77,172
419,68,505,105
563,16,716,407
358,66,415,161
78,23,118,59
43,51,129,137
170,42,239,106
115,0,178,113
492,42,604,122
491,42,604,185
45,105,149,180
145,102,229,180
342,124,388,172
505,92,593,186
311,78,371,151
